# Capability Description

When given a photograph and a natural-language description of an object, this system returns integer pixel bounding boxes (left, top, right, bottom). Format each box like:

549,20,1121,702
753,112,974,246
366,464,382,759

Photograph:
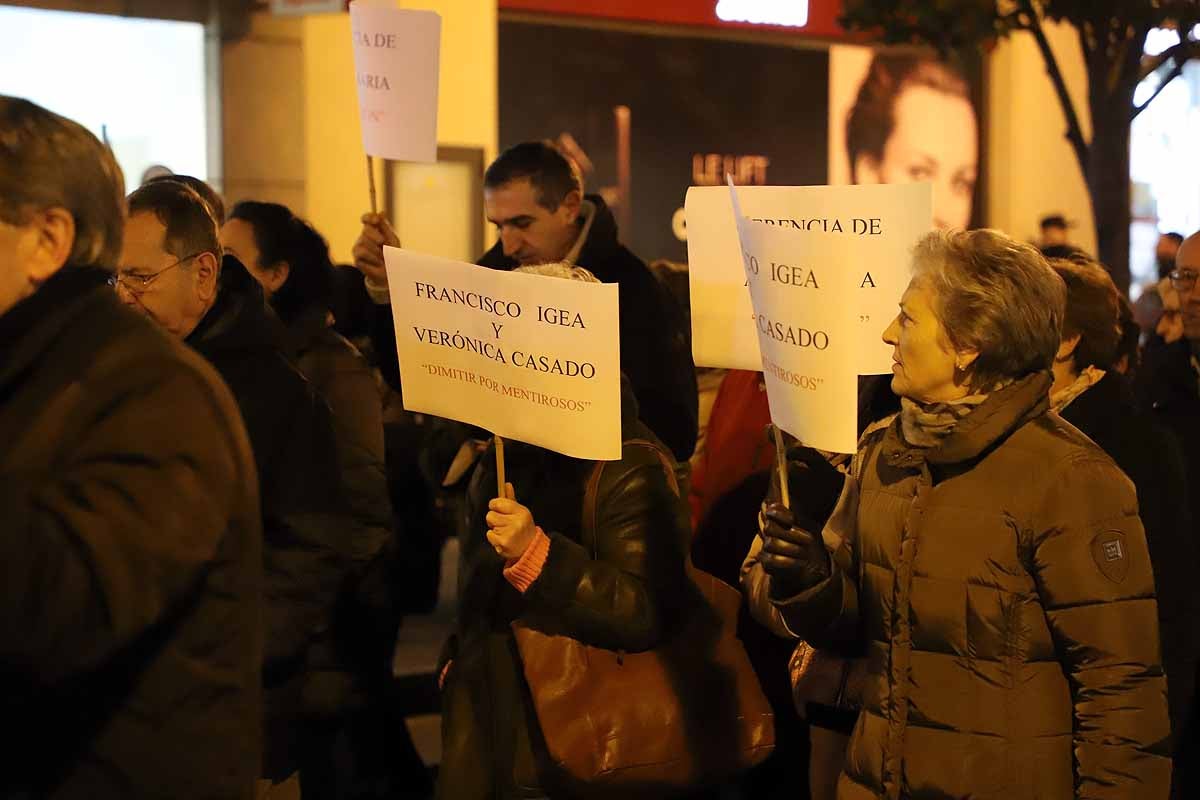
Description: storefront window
0,6,208,194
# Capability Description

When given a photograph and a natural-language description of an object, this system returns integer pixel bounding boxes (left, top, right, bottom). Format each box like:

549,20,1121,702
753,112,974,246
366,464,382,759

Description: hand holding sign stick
486,474,539,561
383,248,621,564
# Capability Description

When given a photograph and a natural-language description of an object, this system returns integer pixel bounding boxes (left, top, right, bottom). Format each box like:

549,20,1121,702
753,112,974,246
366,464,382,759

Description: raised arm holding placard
355,142,699,462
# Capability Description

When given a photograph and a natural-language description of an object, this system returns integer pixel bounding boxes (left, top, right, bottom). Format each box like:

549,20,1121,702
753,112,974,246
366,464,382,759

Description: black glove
785,445,846,525
760,501,830,599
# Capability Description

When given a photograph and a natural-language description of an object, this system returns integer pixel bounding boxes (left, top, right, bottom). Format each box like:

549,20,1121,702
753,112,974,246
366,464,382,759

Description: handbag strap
582,439,679,559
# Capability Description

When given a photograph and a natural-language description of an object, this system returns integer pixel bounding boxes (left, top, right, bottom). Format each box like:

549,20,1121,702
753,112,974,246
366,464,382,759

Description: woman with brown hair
744,229,1171,798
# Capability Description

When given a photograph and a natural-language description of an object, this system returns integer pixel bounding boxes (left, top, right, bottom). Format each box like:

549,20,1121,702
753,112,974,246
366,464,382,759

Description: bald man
1174,235,1200,338
1141,232,1200,394
1137,231,1200,799
1139,231,1200,512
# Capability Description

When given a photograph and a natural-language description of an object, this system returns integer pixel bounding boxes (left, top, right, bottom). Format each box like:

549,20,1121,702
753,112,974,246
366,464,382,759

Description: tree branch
1001,8,1030,32
1131,25,1200,120
1140,40,1200,82
1115,22,1153,99
1132,56,1189,120
1108,36,1134,95
1020,0,1090,173
1078,23,1093,63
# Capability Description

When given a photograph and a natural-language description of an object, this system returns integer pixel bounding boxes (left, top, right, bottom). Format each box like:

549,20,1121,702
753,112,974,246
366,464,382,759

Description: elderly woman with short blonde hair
744,229,1171,798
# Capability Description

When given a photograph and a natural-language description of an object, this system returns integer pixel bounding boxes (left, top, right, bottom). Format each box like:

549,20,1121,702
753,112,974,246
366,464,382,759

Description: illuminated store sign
497,1,841,37
715,0,809,27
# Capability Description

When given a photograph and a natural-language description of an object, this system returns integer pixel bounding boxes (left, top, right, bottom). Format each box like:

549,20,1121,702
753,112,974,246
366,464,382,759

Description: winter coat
0,268,263,799
436,385,691,800
371,196,699,463
744,372,1172,799
187,258,348,778
1138,336,1200,529
286,308,391,569
1060,371,1200,744
284,308,398,681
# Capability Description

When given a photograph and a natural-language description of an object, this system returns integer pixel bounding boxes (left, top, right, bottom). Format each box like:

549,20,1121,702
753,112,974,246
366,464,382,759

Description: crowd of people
3,91,1199,800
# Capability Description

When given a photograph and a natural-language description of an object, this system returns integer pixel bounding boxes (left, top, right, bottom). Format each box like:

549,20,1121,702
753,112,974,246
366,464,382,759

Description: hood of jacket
187,255,290,362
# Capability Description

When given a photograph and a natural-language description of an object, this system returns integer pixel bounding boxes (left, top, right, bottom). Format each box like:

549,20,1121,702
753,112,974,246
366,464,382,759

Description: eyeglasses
1169,269,1199,292
109,252,203,294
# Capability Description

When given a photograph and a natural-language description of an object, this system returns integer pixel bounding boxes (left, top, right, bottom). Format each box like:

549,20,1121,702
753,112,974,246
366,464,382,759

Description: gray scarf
899,390,993,449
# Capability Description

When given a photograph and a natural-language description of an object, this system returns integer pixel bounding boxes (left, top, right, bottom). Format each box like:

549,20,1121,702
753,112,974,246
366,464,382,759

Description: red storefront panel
498,0,846,39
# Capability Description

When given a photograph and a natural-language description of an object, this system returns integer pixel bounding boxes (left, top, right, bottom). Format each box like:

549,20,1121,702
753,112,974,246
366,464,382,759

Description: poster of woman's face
829,46,982,230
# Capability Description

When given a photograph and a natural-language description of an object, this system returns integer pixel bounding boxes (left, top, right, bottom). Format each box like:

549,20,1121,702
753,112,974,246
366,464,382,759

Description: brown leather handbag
511,440,775,795
789,641,854,719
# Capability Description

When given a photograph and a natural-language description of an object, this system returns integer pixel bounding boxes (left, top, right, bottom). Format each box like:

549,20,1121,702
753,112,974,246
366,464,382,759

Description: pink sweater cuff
503,527,551,594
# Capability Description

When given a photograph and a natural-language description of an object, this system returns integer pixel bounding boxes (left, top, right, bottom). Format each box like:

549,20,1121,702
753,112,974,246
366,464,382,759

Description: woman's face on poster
855,85,979,230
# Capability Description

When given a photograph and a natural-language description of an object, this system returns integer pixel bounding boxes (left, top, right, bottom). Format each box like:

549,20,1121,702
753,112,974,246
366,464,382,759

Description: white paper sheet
383,247,622,460
729,180,860,453
687,182,932,374
349,3,440,163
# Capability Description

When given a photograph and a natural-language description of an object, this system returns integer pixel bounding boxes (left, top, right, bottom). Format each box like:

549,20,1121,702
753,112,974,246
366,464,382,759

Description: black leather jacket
437,385,690,800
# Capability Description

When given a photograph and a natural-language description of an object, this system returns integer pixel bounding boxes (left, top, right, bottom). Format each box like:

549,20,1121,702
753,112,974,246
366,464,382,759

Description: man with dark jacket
1137,232,1200,797
1049,257,1199,797
1140,232,1200,519
351,141,699,462
0,97,262,799
116,180,349,786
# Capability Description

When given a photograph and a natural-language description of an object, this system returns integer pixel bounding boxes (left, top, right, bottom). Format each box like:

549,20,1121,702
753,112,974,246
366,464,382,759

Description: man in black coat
1140,232,1200,517
352,141,699,463
0,96,262,799
117,180,350,785
1136,233,1200,799
1050,256,1199,798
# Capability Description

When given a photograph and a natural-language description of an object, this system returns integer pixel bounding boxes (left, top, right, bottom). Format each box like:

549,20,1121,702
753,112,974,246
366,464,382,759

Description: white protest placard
687,182,931,374
349,2,440,163
383,247,622,460
729,182,859,454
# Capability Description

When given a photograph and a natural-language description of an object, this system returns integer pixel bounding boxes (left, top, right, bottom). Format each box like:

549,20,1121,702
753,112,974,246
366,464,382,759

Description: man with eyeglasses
0,97,262,798
1142,232,1200,799
1141,232,1200,404
1140,232,1200,593
118,179,351,795
1167,250,1200,346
